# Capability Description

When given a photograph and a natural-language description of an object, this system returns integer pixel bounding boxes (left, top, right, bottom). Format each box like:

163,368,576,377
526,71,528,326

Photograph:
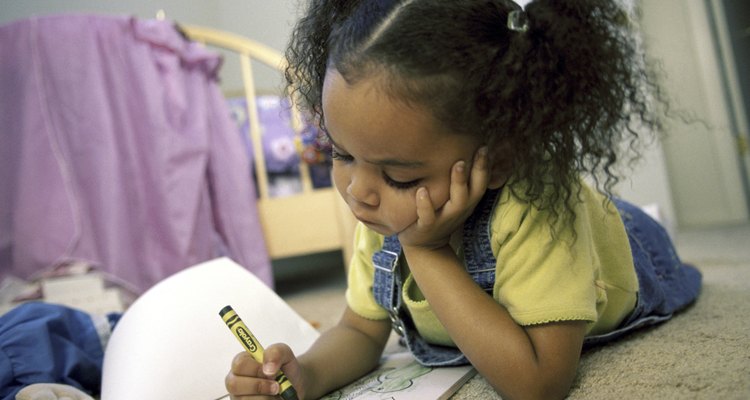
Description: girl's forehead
322,68,391,107
323,69,440,131
323,71,444,142
322,69,479,166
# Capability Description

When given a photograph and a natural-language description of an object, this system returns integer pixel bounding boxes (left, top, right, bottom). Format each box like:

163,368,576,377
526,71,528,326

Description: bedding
0,14,273,294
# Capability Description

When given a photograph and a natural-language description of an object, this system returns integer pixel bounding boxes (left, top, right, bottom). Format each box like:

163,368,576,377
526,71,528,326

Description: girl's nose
346,179,379,207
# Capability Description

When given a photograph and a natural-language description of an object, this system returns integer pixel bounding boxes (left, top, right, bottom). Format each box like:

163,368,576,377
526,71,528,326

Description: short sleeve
491,190,600,326
344,223,390,320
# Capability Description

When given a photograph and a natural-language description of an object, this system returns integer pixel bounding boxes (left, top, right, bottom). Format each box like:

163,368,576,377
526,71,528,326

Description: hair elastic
507,10,529,32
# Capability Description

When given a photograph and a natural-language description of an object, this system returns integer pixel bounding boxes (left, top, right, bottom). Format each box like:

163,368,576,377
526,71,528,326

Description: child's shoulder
487,180,611,244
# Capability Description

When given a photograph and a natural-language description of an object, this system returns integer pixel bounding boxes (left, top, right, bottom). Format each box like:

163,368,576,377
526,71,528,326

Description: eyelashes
331,147,421,191
383,175,420,190
330,147,353,162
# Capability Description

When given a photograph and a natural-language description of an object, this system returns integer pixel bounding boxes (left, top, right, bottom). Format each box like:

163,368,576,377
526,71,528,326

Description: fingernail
478,146,488,158
262,363,276,376
455,161,465,173
270,381,280,395
418,187,427,199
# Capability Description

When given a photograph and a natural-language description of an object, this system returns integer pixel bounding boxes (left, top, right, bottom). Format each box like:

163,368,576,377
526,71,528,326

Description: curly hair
285,0,665,227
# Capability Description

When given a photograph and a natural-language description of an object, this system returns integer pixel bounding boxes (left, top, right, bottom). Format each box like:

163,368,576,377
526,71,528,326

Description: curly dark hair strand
285,0,666,229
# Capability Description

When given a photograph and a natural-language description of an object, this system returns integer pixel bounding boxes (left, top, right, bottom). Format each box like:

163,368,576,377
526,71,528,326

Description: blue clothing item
372,189,501,366
372,194,702,366
0,302,120,400
582,199,702,347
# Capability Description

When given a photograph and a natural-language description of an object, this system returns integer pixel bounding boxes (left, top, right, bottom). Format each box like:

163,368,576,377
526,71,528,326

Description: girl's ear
486,149,511,189
487,165,508,189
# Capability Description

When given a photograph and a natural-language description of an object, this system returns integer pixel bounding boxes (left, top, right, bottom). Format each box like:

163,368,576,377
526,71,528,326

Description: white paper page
321,352,476,400
101,257,320,400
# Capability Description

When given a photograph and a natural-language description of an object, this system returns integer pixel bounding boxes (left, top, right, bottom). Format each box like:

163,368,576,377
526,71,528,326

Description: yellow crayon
219,305,299,400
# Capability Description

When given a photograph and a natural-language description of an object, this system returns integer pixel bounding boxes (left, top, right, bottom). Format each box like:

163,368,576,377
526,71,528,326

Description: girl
226,0,701,399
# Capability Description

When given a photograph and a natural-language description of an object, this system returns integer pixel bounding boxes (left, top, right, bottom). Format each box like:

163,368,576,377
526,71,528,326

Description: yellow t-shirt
345,182,638,347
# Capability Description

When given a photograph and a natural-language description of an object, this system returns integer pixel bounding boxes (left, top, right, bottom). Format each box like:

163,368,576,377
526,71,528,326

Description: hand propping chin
398,147,490,250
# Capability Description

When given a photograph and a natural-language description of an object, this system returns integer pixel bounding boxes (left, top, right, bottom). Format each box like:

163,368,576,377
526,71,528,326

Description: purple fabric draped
0,14,273,293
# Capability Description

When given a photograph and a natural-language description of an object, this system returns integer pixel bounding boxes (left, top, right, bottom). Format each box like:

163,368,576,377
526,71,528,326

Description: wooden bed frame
182,25,356,264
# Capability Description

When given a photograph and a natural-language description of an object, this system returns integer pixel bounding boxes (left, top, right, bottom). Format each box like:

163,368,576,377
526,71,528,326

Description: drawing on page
322,361,432,399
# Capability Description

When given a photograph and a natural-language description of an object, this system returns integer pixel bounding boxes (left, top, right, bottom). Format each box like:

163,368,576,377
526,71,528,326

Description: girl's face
322,70,483,236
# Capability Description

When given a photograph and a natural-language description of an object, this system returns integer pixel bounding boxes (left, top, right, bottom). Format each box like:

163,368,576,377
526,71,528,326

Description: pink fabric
0,14,273,293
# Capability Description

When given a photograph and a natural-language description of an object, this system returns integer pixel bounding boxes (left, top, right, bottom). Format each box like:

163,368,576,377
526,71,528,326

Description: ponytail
479,0,661,222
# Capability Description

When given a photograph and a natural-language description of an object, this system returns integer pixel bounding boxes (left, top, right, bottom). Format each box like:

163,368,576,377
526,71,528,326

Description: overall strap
462,188,502,293
371,189,502,330
372,235,405,335
370,188,502,366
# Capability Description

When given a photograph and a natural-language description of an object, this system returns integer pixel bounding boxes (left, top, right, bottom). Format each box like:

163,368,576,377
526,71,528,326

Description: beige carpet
279,224,750,399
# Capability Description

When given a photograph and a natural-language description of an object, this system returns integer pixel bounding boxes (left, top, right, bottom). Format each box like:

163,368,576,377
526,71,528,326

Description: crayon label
236,326,258,352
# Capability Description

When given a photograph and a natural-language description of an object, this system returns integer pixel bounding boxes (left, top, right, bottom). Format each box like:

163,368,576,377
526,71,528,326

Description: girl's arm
398,148,586,399
402,245,586,400
296,308,392,399
226,307,391,400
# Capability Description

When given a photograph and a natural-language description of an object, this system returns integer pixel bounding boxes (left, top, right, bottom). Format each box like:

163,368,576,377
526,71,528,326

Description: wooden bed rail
181,24,356,263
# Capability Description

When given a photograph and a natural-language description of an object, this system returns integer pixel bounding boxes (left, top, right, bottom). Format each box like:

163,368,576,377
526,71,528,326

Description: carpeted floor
277,223,750,399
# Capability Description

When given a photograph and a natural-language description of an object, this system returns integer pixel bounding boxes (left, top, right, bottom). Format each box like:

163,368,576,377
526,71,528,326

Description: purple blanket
0,14,272,293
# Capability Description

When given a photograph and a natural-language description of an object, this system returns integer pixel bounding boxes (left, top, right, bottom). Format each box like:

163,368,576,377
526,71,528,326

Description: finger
227,352,282,397
261,343,295,377
231,352,263,376
415,187,436,228
449,160,469,207
469,146,490,198
225,371,280,397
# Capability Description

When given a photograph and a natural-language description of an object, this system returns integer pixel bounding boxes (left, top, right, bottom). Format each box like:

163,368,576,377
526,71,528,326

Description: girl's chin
362,222,391,235
360,220,400,236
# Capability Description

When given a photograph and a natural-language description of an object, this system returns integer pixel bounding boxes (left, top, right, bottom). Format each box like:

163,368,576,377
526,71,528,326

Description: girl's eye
331,147,353,162
331,145,419,190
383,173,421,190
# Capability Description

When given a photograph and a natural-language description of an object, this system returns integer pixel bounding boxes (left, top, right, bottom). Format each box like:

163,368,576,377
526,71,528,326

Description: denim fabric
0,302,122,400
583,199,702,347
371,193,702,362
461,189,501,294
372,189,501,366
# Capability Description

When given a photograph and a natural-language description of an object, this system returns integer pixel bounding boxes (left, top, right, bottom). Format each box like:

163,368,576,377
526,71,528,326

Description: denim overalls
371,190,702,366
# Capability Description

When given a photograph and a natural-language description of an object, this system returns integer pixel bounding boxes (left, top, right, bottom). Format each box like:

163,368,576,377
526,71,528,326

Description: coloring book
100,257,474,399
321,351,475,400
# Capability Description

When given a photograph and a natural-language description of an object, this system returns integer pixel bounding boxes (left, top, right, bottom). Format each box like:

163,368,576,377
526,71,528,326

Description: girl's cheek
331,166,350,198
388,190,418,214
384,192,419,228
426,183,451,210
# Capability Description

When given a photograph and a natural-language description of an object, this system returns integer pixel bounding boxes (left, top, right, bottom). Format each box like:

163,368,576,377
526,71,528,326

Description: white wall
612,141,678,235
607,0,677,232
213,0,301,93
639,0,749,228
